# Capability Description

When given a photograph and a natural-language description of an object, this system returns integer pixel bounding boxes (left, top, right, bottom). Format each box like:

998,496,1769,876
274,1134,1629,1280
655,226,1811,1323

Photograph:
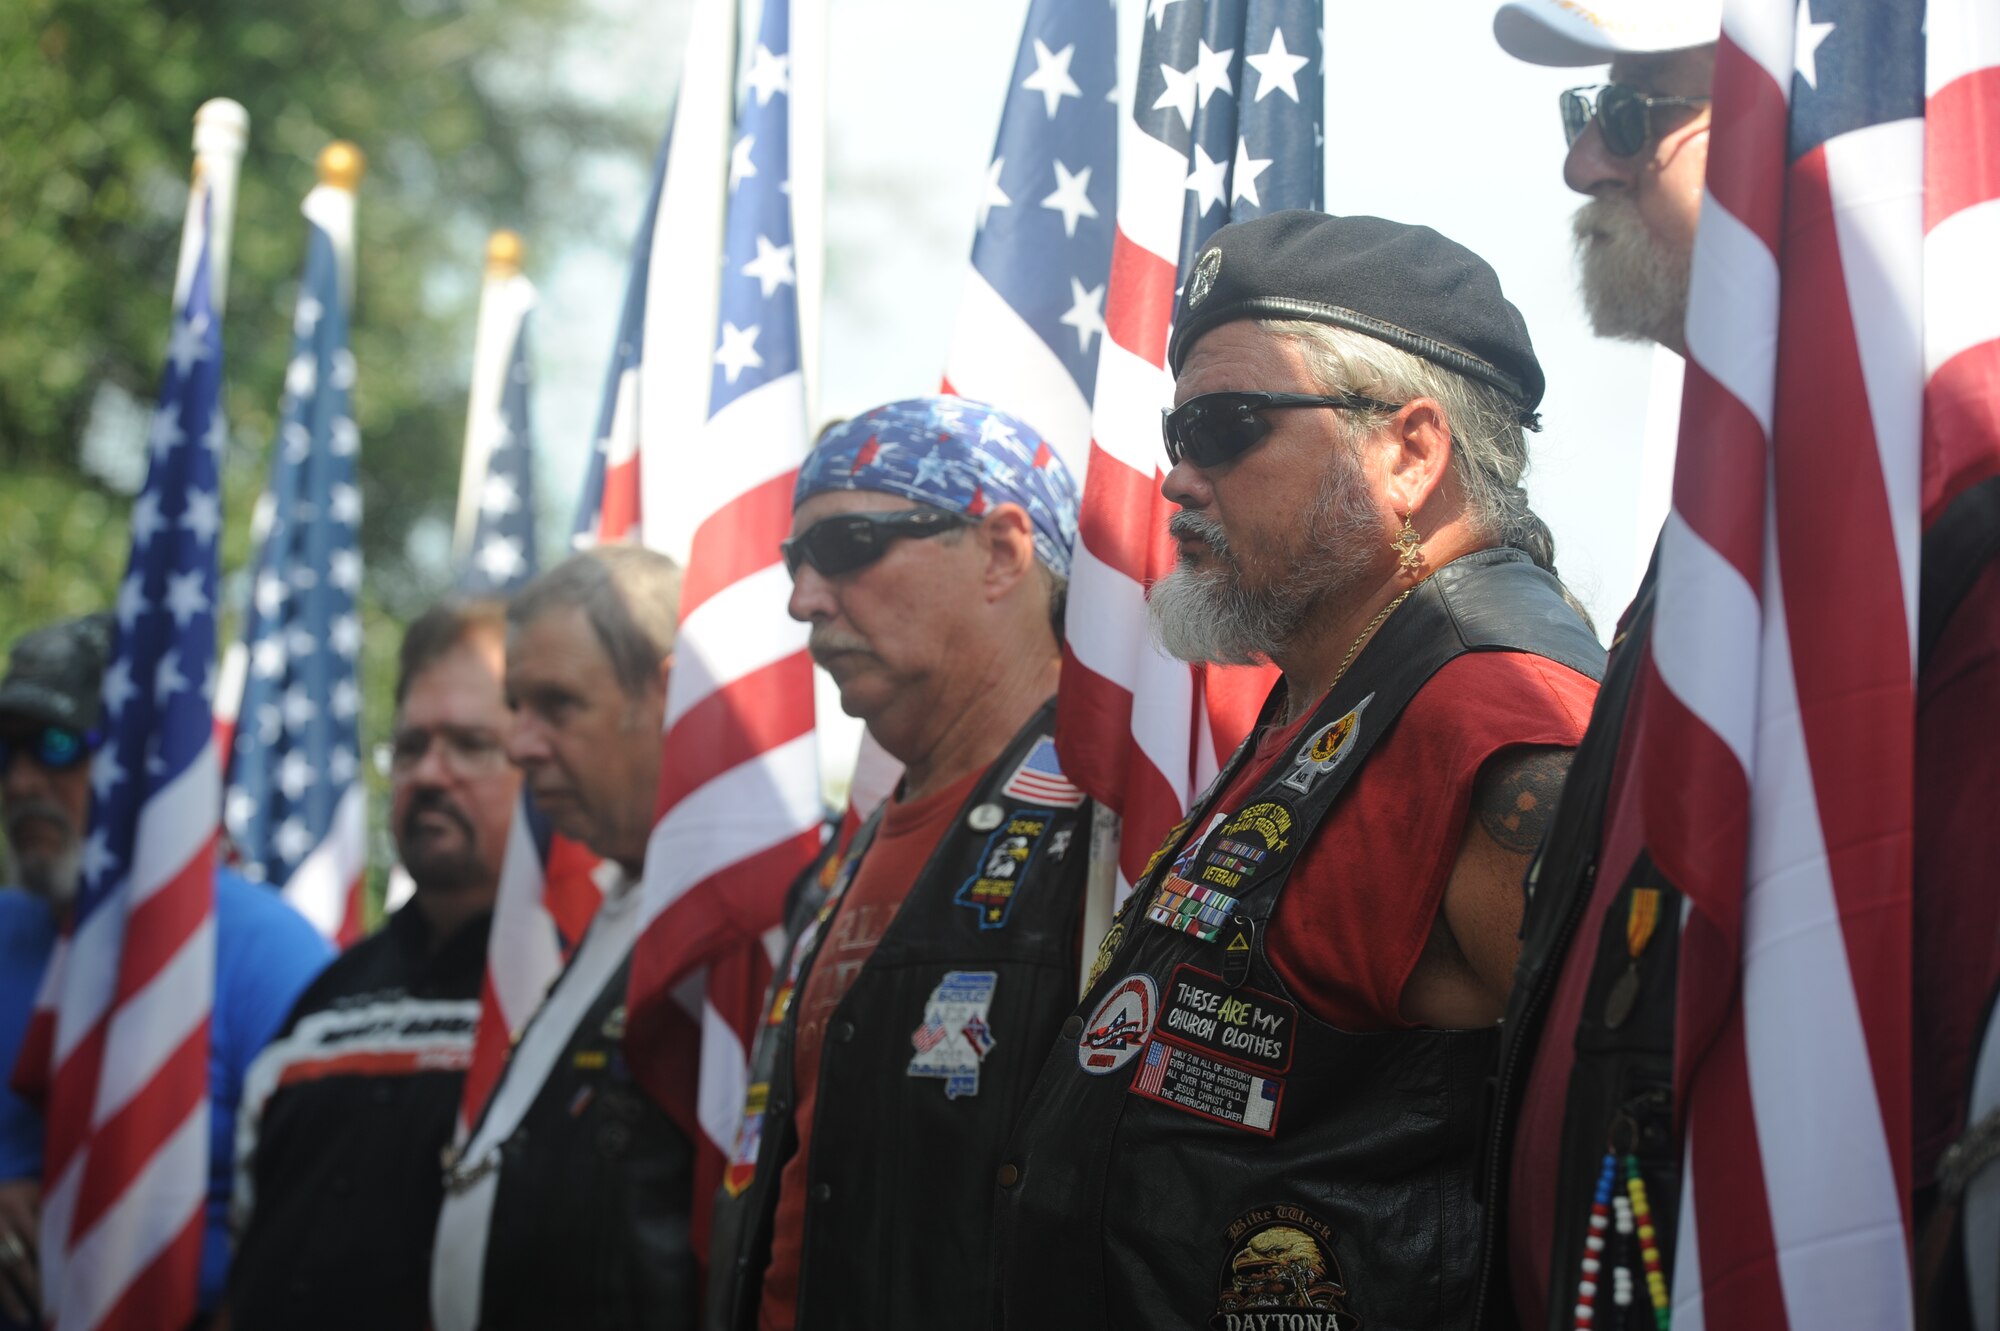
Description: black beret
1168,210,1546,422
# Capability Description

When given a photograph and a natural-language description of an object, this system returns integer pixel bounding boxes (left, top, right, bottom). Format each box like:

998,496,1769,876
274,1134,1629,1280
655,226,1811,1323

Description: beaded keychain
1571,1145,1671,1330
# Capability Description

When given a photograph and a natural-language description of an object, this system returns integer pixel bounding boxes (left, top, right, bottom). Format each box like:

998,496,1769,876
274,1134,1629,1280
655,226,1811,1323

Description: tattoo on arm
1473,746,1575,855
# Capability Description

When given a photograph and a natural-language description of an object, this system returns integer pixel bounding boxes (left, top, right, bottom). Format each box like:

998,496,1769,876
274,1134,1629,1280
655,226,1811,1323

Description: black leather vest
709,702,1090,1331
992,551,1605,1331
479,954,697,1331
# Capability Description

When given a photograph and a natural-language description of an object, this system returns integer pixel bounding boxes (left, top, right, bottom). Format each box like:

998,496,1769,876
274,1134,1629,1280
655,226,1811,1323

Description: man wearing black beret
989,210,1606,1331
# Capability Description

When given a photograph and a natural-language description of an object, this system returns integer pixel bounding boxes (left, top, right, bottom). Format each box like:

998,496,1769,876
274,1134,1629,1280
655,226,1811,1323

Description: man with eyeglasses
228,599,519,1330
0,615,329,1330
707,395,1092,1331
431,546,699,1331
987,211,1605,1331
1487,5,2000,1327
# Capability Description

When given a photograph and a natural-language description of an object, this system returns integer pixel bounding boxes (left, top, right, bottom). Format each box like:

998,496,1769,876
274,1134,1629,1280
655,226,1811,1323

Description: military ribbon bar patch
1145,875,1241,942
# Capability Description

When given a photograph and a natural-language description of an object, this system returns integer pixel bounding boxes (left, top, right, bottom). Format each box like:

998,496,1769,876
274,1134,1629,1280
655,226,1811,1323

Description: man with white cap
1484,6,2000,1327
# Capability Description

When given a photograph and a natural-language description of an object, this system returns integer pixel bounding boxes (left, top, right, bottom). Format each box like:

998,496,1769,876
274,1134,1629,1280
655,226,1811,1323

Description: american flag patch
999,736,1086,808
1145,876,1239,942
1136,1041,1169,1096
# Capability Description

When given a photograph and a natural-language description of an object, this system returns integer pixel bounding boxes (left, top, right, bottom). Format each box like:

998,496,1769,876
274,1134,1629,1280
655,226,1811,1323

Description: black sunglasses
781,507,975,578
1161,390,1402,469
1561,83,1711,158
0,724,103,772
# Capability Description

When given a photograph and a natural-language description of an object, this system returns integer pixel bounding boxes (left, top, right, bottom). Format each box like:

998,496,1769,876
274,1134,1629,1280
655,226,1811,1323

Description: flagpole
453,230,530,561
172,98,249,315
306,141,365,306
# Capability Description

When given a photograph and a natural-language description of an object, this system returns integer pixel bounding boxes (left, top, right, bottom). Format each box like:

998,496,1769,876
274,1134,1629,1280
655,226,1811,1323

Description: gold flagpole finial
317,141,366,192
486,230,525,278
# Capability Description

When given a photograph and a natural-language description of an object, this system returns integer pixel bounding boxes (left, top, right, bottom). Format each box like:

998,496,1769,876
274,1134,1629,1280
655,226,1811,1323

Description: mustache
1167,510,1234,559
400,789,473,842
6,798,76,838
807,628,873,664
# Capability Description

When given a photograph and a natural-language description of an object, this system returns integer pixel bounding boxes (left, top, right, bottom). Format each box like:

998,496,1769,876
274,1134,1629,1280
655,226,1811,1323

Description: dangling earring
1390,509,1425,572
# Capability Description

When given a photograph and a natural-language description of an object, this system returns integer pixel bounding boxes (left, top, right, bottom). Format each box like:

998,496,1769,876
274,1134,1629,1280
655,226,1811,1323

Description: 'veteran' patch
1077,972,1158,1075
955,809,1051,929
1210,1205,1357,1330
1155,965,1295,1073
1129,1040,1283,1135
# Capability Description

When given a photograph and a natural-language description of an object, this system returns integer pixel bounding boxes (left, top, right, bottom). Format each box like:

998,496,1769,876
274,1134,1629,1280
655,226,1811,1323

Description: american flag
1000,736,1088,808
569,134,668,552
1633,1,1998,1325
25,191,226,1331
456,289,540,597
941,0,1117,480
221,177,366,946
625,0,823,1263
1055,0,1322,899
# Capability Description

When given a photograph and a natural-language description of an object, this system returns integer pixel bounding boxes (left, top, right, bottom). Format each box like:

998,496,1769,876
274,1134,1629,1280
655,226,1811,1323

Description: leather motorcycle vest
709,702,1090,1331
480,954,697,1331
992,551,1605,1331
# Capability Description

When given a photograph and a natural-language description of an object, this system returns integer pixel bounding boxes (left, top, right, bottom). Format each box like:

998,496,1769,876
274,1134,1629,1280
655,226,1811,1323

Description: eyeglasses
0,724,103,772
781,508,974,578
1560,84,1711,158
384,726,509,778
1160,390,1401,469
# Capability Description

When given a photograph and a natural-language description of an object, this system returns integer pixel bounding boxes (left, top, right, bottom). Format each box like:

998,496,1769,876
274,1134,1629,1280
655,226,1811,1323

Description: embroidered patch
1084,918,1126,994
1277,694,1375,794
1193,836,1270,893
1145,875,1240,941
907,970,999,1099
1140,809,1198,886
1000,736,1086,807
955,810,1051,929
1048,828,1074,861
1157,965,1296,1073
767,981,794,1027
1219,800,1295,853
1210,1205,1357,1330
1078,972,1158,1074
724,1083,767,1197
1130,1040,1283,1135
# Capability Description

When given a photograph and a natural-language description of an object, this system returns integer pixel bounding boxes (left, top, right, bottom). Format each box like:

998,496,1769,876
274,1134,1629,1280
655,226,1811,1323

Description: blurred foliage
0,0,659,906
0,0,650,608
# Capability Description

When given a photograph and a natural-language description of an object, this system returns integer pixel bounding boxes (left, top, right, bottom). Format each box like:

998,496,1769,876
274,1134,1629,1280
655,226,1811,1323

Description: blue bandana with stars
795,395,1081,578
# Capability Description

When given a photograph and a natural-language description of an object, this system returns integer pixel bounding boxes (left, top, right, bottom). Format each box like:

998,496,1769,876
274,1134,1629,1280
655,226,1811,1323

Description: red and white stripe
457,807,608,1134
30,747,219,1331
1630,4,1994,1326
1055,91,1271,900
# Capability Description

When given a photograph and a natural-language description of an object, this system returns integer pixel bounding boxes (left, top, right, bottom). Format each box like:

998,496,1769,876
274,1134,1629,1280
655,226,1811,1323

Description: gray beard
10,839,81,909
1147,452,1379,666
1573,195,1691,348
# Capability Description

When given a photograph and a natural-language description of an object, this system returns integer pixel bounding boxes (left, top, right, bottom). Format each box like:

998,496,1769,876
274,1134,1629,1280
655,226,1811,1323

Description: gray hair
507,546,682,696
1261,319,1565,577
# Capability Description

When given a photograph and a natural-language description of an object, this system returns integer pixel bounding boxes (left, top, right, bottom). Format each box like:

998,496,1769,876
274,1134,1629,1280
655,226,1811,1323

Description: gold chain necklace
1328,586,1415,694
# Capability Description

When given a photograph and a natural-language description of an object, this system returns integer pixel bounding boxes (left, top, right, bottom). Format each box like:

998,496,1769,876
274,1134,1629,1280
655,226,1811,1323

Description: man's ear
980,504,1038,600
656,650,675,694
1385,397,1454,516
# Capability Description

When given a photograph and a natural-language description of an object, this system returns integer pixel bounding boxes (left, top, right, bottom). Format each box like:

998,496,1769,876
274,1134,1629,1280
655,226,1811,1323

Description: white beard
1573,194,1691,348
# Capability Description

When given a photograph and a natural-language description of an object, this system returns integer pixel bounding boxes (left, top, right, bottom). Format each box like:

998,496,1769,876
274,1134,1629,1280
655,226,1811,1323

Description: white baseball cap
1493,0,1722,66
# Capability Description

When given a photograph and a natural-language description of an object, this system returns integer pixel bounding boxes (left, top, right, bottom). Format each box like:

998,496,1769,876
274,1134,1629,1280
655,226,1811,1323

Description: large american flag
941,0,1117,481
1636,1,1998,1325
221,179,365,946
456,282,540,597
1056,0,1322,896
25,192,226,1331
626,0,823,1261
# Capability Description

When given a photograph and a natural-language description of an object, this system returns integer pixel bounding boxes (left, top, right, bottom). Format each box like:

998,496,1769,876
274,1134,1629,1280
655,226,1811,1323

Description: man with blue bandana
707,395,1091,1331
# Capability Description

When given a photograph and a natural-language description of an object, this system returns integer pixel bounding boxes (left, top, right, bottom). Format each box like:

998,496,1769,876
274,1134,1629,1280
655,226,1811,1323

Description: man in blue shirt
0,615,330,1328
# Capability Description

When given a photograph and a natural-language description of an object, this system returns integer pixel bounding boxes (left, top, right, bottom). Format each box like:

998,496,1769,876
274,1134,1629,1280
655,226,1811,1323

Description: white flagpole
453,231,534,561
173,98,249,315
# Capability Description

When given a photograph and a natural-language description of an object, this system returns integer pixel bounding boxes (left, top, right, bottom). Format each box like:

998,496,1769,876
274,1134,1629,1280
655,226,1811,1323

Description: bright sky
529,0,1670,784
537,0,1664,625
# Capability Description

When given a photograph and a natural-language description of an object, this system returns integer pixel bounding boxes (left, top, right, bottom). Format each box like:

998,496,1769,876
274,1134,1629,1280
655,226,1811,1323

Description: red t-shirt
1508,562,2000,1326
1203,650,1598,1032
756,769,981,1331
